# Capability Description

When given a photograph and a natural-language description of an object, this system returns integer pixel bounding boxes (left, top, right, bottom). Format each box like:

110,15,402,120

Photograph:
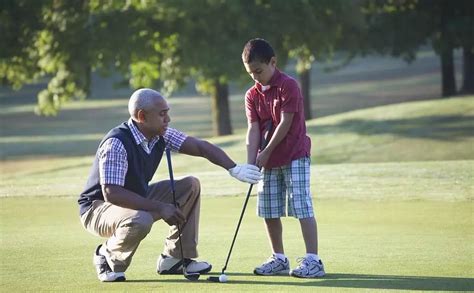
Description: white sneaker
290,256,325,278
254,255,290,276
93,245,126,282
157,254,212,275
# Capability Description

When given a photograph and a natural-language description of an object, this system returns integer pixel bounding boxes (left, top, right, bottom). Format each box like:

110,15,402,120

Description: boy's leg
285,157,325,277
264,218,284,254
284,157,318,252
299,217,318,254
254,167,290,275
258,167,286,253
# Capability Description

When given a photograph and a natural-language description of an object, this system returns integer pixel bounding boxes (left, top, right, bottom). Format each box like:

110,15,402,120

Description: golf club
165,148,200,281
208,122,272,283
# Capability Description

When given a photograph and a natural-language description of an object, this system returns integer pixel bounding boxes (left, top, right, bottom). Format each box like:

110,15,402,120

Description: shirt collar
127,118,159,145
255,68,282,94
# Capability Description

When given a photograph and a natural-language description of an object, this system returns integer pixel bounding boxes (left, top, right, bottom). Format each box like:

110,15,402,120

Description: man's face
243,57,276,86
142,98,170,137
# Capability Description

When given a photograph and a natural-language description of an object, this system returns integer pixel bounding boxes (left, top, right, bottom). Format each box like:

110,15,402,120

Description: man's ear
137,109,147,123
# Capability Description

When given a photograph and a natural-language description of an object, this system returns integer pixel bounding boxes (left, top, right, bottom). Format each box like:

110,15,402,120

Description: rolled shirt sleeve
98,138,128,186
164,127,187,152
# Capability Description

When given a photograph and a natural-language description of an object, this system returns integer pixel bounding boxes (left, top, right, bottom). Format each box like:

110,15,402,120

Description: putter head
184,271,200,281
207,276,220,282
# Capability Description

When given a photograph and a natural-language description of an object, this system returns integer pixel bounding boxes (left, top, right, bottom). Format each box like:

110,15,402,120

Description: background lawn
1,51,473,291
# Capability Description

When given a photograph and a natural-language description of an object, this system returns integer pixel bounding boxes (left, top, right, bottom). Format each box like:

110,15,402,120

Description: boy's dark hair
242,38,275,64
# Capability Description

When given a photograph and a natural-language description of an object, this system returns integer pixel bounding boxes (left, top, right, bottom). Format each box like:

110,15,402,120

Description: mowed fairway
0,195,473,292
1,60,474,292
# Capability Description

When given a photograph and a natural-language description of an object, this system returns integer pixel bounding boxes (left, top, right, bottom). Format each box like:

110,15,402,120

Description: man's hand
229,164,262,184
155,202,185,226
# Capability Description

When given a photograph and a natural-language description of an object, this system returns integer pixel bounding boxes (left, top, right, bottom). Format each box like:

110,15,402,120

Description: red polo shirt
245,69,311,168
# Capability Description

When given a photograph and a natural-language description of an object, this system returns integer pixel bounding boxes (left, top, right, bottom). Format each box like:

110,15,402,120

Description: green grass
1,51,473,291
1,196,473,292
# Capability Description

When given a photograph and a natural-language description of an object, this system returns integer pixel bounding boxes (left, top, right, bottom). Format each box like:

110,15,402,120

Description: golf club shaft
165,148,187,276
221,183,254,273
221,122,273,274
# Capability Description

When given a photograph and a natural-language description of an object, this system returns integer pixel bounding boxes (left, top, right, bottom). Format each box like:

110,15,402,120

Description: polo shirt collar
255,68,282,94
127,118,158,146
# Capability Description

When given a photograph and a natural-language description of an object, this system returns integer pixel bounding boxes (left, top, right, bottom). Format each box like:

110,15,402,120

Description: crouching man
78,88,261,282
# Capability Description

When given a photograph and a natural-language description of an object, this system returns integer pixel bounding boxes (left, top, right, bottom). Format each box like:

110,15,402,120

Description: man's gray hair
128,88,164,119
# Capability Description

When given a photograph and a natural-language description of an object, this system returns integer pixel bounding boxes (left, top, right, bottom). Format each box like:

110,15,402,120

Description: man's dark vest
78,122,165,216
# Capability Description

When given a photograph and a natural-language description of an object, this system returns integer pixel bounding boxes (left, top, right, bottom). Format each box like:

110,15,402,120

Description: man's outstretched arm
178,136,261,184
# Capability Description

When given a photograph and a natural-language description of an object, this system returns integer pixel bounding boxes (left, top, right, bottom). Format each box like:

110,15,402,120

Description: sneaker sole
290,271,325,278
100,274,126,282
159,265,212,275
253,269,290,276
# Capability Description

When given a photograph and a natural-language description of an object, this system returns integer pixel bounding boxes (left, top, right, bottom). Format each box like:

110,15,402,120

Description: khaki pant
80,176,201,272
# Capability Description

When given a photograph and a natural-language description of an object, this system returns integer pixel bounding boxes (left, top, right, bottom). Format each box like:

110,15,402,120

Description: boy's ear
270,56,277,67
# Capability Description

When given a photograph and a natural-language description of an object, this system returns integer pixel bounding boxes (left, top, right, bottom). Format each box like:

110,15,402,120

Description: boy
241,38,325,278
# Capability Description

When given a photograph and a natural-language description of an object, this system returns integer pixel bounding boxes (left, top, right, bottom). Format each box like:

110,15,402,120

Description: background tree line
1,0,473,136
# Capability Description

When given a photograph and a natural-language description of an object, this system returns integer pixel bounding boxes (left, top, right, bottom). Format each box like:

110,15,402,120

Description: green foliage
362,0,474,60
3,0,472,118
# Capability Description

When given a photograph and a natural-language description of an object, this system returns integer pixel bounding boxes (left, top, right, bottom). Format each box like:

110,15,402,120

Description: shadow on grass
308,115,474,141
128,273,474,291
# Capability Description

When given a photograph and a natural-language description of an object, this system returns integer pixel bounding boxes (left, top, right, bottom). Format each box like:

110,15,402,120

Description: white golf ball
219,274,228,283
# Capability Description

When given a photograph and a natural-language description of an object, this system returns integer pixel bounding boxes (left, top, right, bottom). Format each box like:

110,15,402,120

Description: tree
362,0,474,97
1,0,94,115
0,0,180,115
156,0,260,136
286,1,365,120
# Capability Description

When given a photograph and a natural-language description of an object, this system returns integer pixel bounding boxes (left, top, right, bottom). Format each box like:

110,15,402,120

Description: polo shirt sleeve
245,90,259,123
164,127,188,152
280,79,301,113
98,138,128,186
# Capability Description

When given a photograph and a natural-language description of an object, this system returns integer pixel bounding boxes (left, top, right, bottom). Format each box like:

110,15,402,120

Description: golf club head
184,271,200,281
207,276,220,282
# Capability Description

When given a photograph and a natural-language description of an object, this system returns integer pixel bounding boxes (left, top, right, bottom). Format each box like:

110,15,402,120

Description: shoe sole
290,271,325,278
159,265,212,275
100,275,126,282
253,269,290,276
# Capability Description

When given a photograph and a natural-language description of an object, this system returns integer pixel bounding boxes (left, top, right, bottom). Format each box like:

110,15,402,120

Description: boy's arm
246,121,260,164
256,112,294,167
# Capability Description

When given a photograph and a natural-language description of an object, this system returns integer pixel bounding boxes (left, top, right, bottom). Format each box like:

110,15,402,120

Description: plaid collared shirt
98,119,187,186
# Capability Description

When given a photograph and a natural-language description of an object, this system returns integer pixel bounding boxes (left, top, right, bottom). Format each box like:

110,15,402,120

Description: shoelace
262,256,280,268
295,257,313,268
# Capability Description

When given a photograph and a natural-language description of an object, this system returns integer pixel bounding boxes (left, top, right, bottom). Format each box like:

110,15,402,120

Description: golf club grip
165,148,176,194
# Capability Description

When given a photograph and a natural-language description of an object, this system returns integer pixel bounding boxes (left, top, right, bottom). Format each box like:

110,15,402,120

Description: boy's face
244,57,276,86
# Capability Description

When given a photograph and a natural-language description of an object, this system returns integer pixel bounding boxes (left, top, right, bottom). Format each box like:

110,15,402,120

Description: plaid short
257,157,314,219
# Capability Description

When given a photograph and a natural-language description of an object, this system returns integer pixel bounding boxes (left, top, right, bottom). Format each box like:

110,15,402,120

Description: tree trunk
439,0,456,98
440,46,456,97
299,67,312,120
211,80,232,136
461,45,474,94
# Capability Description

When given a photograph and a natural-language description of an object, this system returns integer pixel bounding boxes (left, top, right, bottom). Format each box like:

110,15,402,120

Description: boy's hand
256,149,271,168
229,164,262,184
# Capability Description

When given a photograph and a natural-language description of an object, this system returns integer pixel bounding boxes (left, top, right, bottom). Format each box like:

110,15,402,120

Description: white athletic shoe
93,245,126,282
157,254,212,275
290,256,325,278
254,255,290,276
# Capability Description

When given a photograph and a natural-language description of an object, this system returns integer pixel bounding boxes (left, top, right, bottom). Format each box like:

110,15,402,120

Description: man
78,88,261,282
